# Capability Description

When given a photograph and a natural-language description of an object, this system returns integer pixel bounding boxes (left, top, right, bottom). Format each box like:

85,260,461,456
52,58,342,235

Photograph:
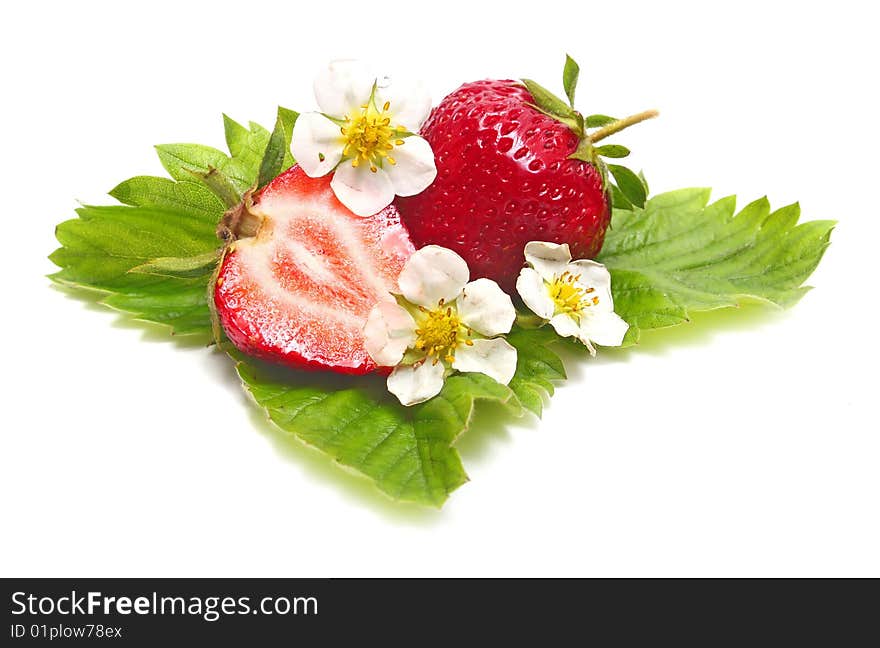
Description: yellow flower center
340,100,407,173
414,300,473,365
548,271,599,321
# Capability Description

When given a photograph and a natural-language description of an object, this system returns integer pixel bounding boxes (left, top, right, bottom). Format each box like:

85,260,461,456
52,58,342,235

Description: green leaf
231,321,566,505
595,144,630,159
607,164,647,208
156,123,270,200
598,189,835,344
258,106,299,188
521,78,575,120
638,170,650,195
562,54,580,108
129,249,222,279
155,143,237,187
55,113,284,340
100,281,214,335
278,107,299,169
186,166,241,208
223,114,252,158
507,327,566,416
222,115,271,182
585,114,617,128
49,204,220,336
110,176,225,222
236,358,522,507
609,184,634,210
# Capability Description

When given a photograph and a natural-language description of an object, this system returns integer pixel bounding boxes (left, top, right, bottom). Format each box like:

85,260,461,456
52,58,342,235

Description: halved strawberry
213,166,415,374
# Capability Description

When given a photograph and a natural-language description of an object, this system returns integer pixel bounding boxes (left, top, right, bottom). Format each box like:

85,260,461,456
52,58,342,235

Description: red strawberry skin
396,80,610,294
214,166,414,375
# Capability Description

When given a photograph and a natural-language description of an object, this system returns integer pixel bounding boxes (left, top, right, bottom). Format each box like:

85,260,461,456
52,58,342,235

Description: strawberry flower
364,246,518,406
516,241,629,354
291,60,437,216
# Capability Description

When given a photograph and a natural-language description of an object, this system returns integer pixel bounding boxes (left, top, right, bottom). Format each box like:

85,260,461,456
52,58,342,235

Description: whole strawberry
396,55,655,293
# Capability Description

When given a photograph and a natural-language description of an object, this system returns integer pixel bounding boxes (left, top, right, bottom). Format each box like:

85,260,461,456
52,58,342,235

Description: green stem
589,110,659,144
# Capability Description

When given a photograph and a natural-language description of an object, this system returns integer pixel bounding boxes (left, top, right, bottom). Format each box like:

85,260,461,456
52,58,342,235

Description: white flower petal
549,314,596,355
375,79,432,132
289,112,344,178
549,313,580,339
515,267,555,320
387,360,446,406
363,301,417,367
397,245,469,309
524,241,572,280
330,163,395,216
452,338,518,386
384,136,437,197
313,59,375,118
582,311,629,349
568,259,614,311
458,278,516,337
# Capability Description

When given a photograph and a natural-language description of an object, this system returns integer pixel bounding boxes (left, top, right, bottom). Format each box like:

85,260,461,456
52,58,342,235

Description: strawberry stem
217,190,263,242
589,110,659,144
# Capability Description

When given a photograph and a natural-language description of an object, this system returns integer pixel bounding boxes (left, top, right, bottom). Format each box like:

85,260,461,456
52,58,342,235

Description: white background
2,0,878,577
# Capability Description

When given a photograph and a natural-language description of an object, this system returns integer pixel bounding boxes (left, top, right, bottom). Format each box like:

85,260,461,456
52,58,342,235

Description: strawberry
213,165,414,374
396,56,655,293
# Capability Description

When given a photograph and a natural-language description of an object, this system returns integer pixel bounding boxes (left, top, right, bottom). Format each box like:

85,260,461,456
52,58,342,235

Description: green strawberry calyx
521,54,658,209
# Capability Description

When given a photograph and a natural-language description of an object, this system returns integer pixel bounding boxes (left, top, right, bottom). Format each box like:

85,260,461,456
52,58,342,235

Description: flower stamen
548,271,596,321
340,98,408,171
413,299,471,364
